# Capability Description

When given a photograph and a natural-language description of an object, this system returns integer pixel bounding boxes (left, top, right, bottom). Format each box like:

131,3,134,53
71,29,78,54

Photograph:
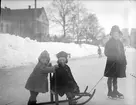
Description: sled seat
37,73,95,105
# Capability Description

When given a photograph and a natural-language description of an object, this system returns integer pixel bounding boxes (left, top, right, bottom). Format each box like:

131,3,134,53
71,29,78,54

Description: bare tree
68,3,104,43
46,0,75,37
81,13,104,43
68,1,87,43
47,0,104,43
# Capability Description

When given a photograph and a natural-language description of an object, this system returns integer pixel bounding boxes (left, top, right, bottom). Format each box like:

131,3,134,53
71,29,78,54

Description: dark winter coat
104,38,127,78
51,64,79,97
25,62,54,93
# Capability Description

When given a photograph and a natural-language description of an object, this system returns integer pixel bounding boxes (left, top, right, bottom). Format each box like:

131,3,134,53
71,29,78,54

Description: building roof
0,7,45,21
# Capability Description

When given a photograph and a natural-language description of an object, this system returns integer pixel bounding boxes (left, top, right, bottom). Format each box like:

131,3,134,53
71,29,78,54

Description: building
130,28,136,48
0,6,49,41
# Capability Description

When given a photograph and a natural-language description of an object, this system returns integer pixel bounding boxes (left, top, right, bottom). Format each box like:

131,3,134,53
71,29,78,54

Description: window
0,23,3,32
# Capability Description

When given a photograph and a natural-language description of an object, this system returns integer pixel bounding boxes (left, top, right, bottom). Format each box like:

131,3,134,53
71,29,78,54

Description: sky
1,0,136,34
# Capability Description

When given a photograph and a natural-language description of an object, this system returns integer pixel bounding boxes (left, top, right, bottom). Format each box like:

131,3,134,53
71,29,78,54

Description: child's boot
27,100,37,105
107,78,112,98
27,100,31,105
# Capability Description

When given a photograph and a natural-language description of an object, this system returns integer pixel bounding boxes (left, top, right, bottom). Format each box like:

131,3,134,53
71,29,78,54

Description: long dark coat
104,38,127,78
51,64,79,97
25,62,54,93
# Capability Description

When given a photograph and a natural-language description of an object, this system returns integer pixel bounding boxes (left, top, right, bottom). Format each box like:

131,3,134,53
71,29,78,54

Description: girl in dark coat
104,25,127,98
25,50,57,105
51,51,80,105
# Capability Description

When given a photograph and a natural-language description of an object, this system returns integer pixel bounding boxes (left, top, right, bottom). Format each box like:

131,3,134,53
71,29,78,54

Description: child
51,51,80,105
104,25,127,98
25,50,58,105
98,45,102,58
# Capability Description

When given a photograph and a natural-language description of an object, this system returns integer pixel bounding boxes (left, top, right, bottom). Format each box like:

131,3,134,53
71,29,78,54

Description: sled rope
130,73,136,78
89,76,104,93
89,62,116,93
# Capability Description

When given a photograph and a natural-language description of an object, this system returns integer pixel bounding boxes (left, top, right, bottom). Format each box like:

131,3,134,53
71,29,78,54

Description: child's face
58,57,66,66
40,58,50,65
112,32,120,40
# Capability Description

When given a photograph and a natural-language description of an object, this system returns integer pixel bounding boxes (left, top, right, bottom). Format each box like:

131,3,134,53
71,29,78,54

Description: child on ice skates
104,25,127,99
51,51,80,105
25,50,58,105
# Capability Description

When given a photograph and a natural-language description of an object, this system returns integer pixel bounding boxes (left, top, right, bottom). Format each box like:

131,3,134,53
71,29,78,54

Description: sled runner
130,73,136,78
37,73,96,105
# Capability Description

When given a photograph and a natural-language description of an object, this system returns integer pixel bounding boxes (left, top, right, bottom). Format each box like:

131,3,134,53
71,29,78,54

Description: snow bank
125,47,136,53
0,33,102,69
0,33,135,69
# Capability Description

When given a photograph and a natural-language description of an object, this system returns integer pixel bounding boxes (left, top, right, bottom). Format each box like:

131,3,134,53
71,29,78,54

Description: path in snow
0,53,136,105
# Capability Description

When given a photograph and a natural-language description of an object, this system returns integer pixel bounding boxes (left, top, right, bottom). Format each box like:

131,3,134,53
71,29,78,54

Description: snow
0,33,135,69
0,33,136,105
125,46,136,53
0,50,135,105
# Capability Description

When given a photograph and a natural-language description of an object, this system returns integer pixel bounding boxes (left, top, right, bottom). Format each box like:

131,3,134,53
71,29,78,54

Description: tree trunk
62,15,66,37
63,25,66,37
86,36,87,43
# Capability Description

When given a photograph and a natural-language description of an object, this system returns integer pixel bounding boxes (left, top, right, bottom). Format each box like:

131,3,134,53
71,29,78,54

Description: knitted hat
110,25,122,36
38,50,50,63
56,51,68,59
56,51,68,63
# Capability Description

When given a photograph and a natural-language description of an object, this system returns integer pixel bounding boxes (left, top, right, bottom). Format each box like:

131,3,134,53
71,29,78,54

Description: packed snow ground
0,33,136,105
0,51,136,105
0,33,135,69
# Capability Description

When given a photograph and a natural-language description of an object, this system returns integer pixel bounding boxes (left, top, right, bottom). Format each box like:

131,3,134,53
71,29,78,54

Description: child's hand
48,63,52,67
54,64,59,69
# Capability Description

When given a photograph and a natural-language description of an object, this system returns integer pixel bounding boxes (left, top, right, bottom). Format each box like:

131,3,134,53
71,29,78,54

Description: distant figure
25,50,58,105
98,46,102,58
51,51,80,105
67,53,71,58
104,25,127,99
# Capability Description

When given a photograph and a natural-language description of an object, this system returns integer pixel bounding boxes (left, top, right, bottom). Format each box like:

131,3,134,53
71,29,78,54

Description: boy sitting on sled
51,51,80,105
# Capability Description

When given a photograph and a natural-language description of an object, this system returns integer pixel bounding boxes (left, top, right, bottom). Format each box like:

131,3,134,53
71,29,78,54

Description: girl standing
25,50,57,105
104,25,127,98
